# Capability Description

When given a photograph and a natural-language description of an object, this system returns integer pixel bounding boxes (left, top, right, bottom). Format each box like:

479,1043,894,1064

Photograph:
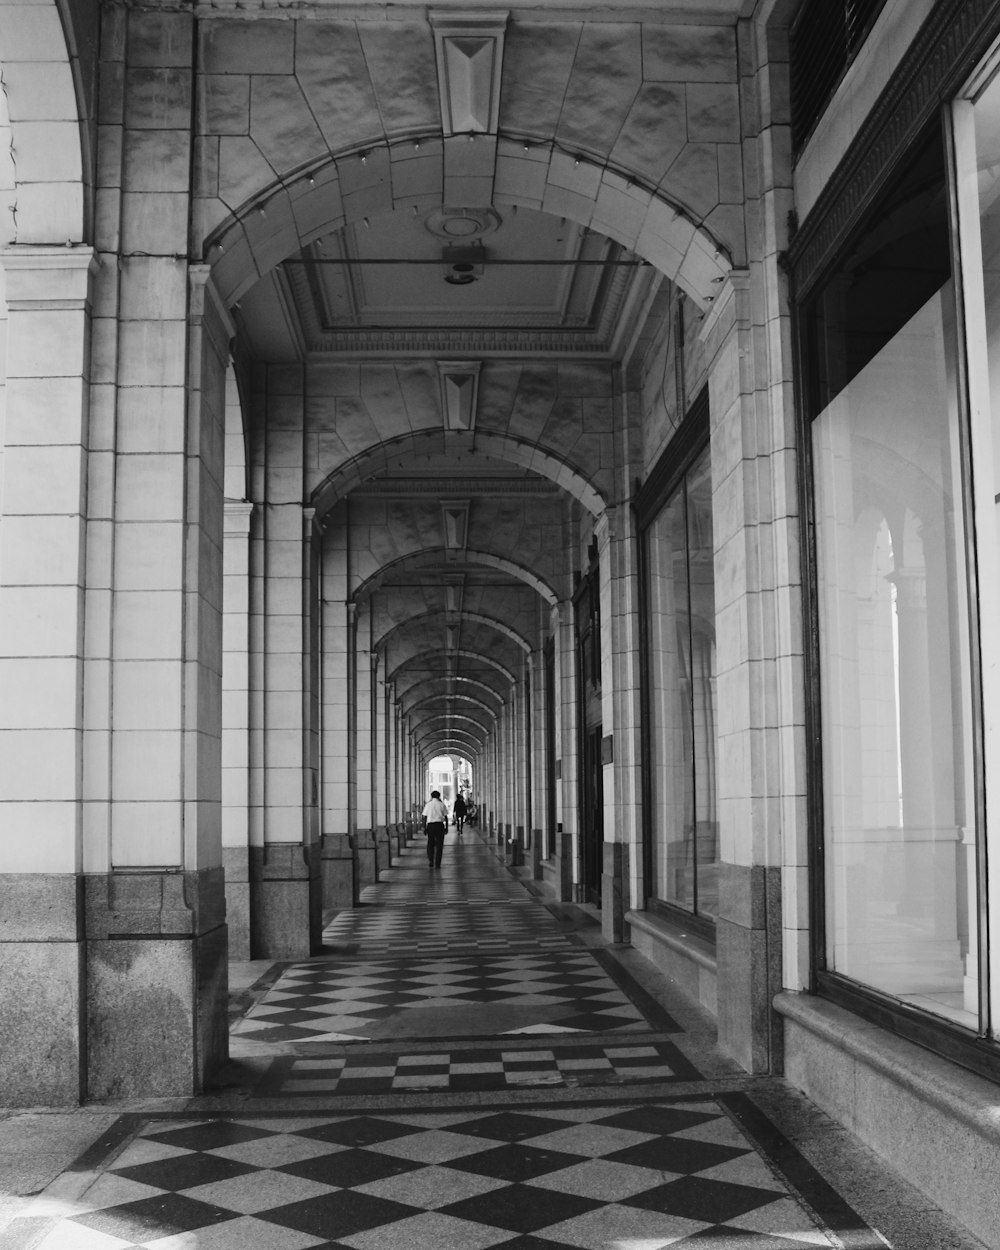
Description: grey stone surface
557,24,642,153
248,843,321,959
0,874,81,941
714,862,782,1075
201,20,294,75
321,832,356,911
500,23,581,135
87,937,201,1100
84,867,226,939
0,943,83,1107
611,83,687,184
222,846,250,961
358,23,438,134
294,23,381,150
354,827,378,892
0,1112,119,1233
778,993,1000,1249
249,76,326,175
601,839,629,944
642,25,737,84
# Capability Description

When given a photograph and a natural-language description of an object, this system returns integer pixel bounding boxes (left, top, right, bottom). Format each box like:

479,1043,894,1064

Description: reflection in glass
813,285,978,1029
646,446,718,919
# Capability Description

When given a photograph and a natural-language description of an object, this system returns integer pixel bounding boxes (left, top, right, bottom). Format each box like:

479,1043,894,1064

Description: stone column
320,508,355,912
0,245,95,1105
502,701,514,847
222,500,253,958
66,3,232,1101
248,369,320,958
604,500,642,941
702,271,784,1074
374,657,391,869
596,509,631,942
513,661,531,866
557,601,579,901
530,646,547,879
86,255,231,1099
353,603,377,887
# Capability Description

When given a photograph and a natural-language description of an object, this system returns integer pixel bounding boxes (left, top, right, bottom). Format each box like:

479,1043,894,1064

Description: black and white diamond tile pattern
232,953,650,1044
29,1101,842,1249
322,897,570,955
256,1040,698,1097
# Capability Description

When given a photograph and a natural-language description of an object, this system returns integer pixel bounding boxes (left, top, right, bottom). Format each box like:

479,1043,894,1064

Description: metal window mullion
946,98,999,1039
683,476,699,915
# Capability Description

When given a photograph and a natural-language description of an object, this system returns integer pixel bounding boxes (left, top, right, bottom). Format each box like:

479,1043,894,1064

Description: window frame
792,101,997,1079
635,387,715,939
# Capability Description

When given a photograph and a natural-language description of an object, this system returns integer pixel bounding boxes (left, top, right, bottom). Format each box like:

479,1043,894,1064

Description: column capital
0,244,97,306
697,266,751,344
224,499,254,534
188,262,235,356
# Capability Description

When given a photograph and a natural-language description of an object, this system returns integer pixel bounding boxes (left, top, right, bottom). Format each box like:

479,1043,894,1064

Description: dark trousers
426,822,445,865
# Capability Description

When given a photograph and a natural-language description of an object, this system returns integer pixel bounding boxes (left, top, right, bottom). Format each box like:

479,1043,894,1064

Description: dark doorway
575,548,603,906
581,724,604,904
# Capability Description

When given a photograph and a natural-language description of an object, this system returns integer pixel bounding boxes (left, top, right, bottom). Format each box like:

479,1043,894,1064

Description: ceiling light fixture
442,243,484,284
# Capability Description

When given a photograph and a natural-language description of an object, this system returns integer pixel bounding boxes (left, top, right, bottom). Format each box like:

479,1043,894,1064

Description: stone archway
206,139,730,312
0,0,90,245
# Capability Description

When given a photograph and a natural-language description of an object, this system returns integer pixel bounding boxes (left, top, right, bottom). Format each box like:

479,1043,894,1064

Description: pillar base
0,874,84,1106
223,846,251,960
85,867,228,1101
249,843,321,959
560,831,574,902
321,833,356,912
717,862,782,1074
531,827,544,880
355,828,377,891
602,841,629,944
375,825,392,876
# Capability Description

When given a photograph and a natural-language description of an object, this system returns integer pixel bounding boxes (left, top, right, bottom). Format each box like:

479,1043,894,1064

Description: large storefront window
641,408,718,924
806,127,983,1031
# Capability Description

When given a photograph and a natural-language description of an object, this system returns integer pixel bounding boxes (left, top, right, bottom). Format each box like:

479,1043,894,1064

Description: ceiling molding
351,479,560,498
305,329,615,358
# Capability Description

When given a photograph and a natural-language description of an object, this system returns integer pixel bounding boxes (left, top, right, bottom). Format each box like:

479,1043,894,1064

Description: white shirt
422,797,449,823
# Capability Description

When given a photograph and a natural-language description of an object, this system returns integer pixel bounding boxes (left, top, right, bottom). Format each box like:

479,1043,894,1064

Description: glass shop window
641,417,718,926
805,125,983,1031
961,52,1000,1042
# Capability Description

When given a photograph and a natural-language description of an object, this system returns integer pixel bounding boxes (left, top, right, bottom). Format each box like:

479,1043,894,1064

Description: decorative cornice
790,0,1000,298
350,478,560,498
307,330,612,357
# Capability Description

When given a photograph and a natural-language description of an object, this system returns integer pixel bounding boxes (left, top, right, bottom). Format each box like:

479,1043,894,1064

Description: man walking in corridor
422,789,449,868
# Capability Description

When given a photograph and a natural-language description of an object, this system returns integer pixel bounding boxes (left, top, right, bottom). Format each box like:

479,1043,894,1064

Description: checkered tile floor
323,897,570,954
28,1100,845,1249
232,952,652,1045
9,834,896,1250
257,1040,698,1097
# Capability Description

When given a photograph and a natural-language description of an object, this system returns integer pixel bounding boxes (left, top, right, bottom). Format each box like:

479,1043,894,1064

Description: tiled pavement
3,830,980,1249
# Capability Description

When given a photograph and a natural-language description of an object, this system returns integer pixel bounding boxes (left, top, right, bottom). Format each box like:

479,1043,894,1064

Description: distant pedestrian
422,790,449,868
453,791,468,834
